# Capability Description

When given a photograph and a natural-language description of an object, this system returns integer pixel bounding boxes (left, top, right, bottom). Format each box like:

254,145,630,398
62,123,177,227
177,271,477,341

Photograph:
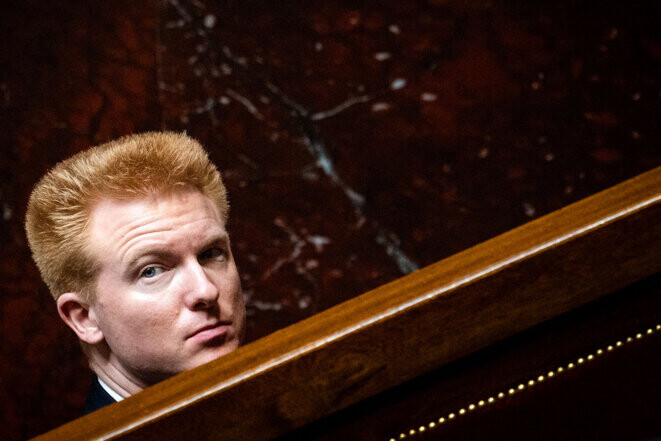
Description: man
25,132,246,413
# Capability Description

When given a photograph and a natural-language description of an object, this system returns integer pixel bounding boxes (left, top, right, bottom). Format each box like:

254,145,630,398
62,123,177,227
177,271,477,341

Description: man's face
86,187,245,385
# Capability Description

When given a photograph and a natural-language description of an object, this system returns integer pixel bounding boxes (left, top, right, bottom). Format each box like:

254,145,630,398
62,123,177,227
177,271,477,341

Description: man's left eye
140,266,164,278
199,248,225,260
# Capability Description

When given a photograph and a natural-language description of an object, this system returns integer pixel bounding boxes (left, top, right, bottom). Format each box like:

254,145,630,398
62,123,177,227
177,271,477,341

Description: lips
188,322,231,342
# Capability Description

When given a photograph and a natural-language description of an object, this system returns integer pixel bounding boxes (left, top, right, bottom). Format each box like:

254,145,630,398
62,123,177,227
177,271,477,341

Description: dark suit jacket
84,376,117,414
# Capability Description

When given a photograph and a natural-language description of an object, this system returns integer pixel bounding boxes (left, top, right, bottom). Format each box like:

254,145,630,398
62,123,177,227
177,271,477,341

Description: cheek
229,272,244,307
97,291,177,340
229,274,246,334
217,270,245,316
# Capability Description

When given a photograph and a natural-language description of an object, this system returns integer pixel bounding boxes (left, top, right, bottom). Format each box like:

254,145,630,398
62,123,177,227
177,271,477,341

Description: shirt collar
97,377,124,402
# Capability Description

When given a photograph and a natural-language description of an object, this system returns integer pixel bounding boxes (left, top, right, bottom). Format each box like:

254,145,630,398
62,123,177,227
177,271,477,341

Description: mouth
188,322,231,342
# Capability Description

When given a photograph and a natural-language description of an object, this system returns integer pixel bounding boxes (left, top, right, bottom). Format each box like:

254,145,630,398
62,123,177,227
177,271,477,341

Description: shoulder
83,376,117,414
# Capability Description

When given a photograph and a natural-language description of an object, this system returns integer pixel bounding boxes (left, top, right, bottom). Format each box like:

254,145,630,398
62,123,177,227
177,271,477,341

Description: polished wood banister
33,166,661,441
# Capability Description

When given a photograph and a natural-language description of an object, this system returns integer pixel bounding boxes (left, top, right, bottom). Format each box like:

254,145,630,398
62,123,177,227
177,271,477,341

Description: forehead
86,188,226,259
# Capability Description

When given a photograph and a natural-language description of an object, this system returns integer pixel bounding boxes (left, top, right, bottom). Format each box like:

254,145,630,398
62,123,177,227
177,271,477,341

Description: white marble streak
226,89,264,120
166,0,194,23
310,94,373,121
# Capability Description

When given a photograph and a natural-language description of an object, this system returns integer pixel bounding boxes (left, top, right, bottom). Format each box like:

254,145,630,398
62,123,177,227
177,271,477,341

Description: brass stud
390,326,660,441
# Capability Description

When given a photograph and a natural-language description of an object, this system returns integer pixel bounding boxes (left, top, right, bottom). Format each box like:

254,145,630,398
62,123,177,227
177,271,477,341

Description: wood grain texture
32,166,661,441
278,274,660,440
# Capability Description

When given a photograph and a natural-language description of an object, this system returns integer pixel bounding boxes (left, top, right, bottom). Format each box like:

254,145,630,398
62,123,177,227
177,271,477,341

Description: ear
56,293,104,345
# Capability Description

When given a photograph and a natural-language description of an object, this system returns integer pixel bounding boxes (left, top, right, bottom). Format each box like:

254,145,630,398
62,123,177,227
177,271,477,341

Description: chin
190,341,239,369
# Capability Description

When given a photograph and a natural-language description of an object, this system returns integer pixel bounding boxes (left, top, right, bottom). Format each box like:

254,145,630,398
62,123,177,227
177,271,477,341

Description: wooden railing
33,166,660,441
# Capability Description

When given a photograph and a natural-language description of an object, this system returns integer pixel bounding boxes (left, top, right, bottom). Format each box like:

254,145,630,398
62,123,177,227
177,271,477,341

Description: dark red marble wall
0,1,659,439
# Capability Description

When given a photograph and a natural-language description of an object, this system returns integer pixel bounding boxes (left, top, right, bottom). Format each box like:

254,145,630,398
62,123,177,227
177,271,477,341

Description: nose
182,258,220,310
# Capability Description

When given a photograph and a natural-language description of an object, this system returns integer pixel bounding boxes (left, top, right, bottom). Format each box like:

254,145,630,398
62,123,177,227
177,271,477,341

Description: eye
199,247,226,261
140,266,164,279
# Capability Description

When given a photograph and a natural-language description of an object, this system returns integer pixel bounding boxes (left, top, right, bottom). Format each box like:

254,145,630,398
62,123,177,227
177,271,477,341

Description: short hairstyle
25,132,228,301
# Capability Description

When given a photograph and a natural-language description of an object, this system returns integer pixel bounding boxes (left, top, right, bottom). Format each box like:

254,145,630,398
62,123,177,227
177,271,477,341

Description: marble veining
160,0,421,284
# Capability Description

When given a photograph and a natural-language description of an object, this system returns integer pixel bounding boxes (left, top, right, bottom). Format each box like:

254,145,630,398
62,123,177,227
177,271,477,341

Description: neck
86,343,148,398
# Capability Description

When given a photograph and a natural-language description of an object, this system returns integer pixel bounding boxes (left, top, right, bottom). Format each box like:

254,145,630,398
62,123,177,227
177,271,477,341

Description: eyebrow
124,233,230,271
125,249,176,273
